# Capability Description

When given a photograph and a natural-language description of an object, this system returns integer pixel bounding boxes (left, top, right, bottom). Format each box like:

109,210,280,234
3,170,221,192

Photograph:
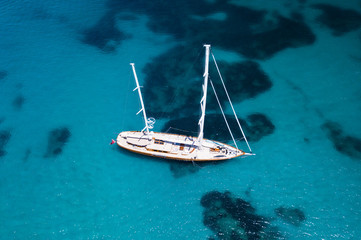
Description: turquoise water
1,0,361,239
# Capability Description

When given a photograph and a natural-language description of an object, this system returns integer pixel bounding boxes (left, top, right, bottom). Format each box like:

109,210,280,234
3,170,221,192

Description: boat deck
116,131,245,161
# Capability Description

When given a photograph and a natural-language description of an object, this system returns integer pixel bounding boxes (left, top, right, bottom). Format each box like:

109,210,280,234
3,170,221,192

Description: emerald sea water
1,0,361,239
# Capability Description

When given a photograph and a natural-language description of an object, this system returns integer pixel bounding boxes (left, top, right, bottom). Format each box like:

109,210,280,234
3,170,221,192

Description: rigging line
211,52,253,153
164,127,172,133
209,78,239,150
192,160,203,168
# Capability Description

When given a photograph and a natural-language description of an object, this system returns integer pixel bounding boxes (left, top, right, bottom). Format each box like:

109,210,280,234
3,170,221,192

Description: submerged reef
142,44,203,118
143,46,272,118
321,121,361,159
44,127,71,157
81,10,129,52
275,206,306,226
313,4,361,36
244,114,275,142
208,61,272,106
0,130,11,157
233,14,315,59
89,0,316,57
201,191,282,240
162,113,275,143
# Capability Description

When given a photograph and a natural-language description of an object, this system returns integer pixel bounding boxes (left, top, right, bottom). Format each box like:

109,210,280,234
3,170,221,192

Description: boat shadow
112,145,224,178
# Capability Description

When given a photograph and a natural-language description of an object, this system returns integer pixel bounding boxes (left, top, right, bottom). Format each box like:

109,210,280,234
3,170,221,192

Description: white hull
117,131,247,161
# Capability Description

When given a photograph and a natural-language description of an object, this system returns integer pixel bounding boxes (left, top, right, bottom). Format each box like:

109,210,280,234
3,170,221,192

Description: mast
130,63,150,134
197,44,211,147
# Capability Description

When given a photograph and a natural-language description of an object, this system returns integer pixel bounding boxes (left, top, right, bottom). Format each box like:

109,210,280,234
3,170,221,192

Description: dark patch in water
275,206,306,226
236,15,315,59
107,0,198,39
245,113,275,142
313,4,361,36
143,46,272,118
0,71,8,80
143,44,204,118
321,121,361,159
31,7,52,20
0,130,11,157
290,11,304,22
106,0,315,59
12,95,25,110
169,160,220,178
169,161,200,178
349,54,361,62
118,13,138,21
162,113,275,143
201,191,283,240
44,127,71,157
81,10,130,52
209,61,272,107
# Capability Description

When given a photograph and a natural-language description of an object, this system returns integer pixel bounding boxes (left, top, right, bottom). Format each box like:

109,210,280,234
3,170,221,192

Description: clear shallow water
0,0,361,239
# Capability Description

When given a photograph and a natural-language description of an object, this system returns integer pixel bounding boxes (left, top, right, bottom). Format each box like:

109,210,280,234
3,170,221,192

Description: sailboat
115,44,254,161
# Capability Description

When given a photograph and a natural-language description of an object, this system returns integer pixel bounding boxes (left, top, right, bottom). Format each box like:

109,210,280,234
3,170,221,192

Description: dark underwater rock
202,3,315,59
107,0,198,39
44,127,71,157
143,47,272,118
162,113,275,143
290,11,305,22
313,4,361,36
81,10,130,52
0,71,7,80
245,113,275,142
243,15,315,59
201,191,282,240
209,61,272,105
322,121,361,159
0,130,11,157
275,206,306,226
106,0,315,59
143,44,203,118
12,95,25,110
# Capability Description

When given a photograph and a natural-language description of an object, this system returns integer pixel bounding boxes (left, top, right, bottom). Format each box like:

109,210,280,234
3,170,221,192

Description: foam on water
0,0,361,239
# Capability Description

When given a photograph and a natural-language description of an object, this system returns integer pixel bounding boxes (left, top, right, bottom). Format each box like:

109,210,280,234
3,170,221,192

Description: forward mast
197,44,211,148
